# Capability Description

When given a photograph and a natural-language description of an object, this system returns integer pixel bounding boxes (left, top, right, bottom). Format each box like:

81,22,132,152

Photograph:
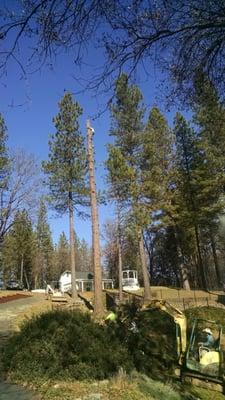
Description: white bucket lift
122,269,140,291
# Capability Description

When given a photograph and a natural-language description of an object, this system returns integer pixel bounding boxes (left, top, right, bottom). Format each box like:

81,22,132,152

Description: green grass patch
185,306,225,327
7,372,189,400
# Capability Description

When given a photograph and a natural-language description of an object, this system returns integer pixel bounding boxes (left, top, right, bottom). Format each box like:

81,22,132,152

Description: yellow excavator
142,300,225,393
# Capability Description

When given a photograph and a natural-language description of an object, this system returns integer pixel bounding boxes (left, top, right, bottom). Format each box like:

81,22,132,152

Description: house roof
61,271,94,280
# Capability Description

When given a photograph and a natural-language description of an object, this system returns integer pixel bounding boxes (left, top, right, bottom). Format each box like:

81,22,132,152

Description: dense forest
105,70,225,292
0,205,92,290
0,70,225,292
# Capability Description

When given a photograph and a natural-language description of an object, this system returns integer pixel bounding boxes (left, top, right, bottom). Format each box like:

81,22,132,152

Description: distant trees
191,72,225,286
53,232,92,280
0,115,41,242
104,71,225,291
77,238,92,273
2,210,35,289
103,220,118,283
54,232,70,278
33,198,54,288
43,92,88,300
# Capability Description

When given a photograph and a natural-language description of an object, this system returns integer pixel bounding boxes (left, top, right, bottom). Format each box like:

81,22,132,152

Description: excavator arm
141,300,187,364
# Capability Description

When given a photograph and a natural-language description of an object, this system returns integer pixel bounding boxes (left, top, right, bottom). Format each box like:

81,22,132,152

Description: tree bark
69,191,78,300
117,231,123,303
116,207,123,303
177,244,190,290
174,228,190,290
194,224,207,290
20,253,24,286
24,268,30,291
139,229,151,303
87,120,104,318
210,233,221,286
34,274,38,290
143,231,154,282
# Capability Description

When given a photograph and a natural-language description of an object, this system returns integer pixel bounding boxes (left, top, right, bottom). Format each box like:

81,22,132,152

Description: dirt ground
0,290,32,298
0,292,51,335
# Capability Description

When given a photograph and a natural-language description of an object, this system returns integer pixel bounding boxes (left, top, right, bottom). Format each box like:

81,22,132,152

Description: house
59,270,114,293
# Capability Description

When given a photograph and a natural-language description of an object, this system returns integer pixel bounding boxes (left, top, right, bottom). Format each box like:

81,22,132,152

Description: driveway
0,293,47,336
0,293,48,400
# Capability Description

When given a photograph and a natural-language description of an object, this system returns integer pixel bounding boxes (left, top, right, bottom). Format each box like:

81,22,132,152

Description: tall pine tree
2,210,34,289
34,198,54,288
107,74,151,302
172,113,209,289
43,92,88,299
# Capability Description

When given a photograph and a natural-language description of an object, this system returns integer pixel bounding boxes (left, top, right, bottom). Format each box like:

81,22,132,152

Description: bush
2,310,133,381
114,305,177,379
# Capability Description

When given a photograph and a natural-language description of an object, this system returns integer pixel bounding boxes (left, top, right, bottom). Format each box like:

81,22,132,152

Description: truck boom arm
142,300,187,363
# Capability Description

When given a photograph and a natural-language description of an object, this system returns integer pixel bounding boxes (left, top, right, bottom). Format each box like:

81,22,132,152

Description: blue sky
0,35,174,245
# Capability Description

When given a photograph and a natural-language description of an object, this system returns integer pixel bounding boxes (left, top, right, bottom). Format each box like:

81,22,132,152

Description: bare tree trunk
143,231,154,280
177,244,190,290
69,191,77,300
34,274,38,290
116,207,123,303
20,253,24,286
139,230,151,303
117,231,123,303
174,228,190,290
87,120,104,318
24,268,30,291
210,233,221,286
194,225,207,290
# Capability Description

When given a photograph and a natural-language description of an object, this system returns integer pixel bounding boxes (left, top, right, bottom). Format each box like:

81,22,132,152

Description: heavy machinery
142,300,225,392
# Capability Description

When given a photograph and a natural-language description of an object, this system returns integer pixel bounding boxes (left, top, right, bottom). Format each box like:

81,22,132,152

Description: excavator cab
141,301,225,391
185,318,223,379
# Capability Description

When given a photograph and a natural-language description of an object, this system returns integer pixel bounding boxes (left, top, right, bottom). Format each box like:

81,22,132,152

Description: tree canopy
1,1,225,100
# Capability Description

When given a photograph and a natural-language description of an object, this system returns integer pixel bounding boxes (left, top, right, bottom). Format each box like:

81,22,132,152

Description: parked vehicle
6,280,23,290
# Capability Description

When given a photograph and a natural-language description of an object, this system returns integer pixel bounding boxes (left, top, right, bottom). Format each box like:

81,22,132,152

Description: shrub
115,305,177,378
2,310,133,381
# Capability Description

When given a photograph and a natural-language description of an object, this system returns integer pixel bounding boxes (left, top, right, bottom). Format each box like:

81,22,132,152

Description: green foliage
42,92,88,214
1,210,35,286
110,73,144,156
54,231,71,276
172,113,200,225
114,304,177,379
137,374,181,400
36,198,53,253
4,305,225,399
185,306,225,329
54,232,92,278
107,74,151,292
34,197,54,285
106,145,136,200
2,310,133,381
141,107,173,210
107,74,144,205
193,70,225,164
107,73,144,206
